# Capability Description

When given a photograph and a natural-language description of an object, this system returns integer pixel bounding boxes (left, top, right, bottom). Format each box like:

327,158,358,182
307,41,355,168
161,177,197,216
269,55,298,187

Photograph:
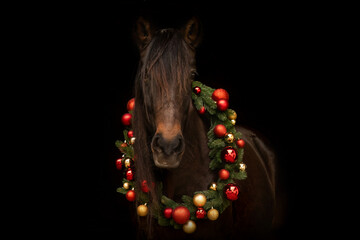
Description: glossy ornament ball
124,158,132,168
125,190,136,202
224,183,239,201
121,113,132,126
239,162,247,171
217,99,229,111
183,220,196,234
172,206,190,225
224,133,234,143
196,207,206,219
236,139,245,148
209,182,217,191
227,109,237,120
137,204,148,217
123,182,129,189
141,180,149,193
231,119,236,125
218,169,230,180
193,86,201,95
221,146,238,163
163,207,173,219
115,158,123,170
207,208,219,221
198,106,206,115
193,193,206,207
127,130,134,138
213,124,227,138
119,142,127,153
126,168,134,181
212,88,229,101
127,98,135,111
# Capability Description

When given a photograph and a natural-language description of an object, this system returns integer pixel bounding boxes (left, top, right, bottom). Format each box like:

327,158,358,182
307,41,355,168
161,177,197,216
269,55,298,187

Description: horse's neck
163,108,215,201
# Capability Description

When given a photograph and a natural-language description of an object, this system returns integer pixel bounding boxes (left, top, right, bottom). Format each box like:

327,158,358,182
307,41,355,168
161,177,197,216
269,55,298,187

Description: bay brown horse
130,17,283,239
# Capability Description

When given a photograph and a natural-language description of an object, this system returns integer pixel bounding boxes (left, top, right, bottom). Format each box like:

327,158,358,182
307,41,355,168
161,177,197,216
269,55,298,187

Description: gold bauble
123,182,130,189
209,182,217,191
231,119,236,125
124,158,132,168
137,204,148,217
183,220,196,234
239,162,247,171
225,133,234,143
130,137,136,145
193,193,206,207
207,208,219,221
227,110,237,120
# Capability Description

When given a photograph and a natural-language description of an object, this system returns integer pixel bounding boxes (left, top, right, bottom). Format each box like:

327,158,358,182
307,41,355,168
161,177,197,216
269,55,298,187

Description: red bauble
198,106,206,114
119,143,128,153
217,99,229,111
163,207,173,219
172,206,190,225
121,113,132,126
127,130,134,138
221,146,238,163
193,86,201,95
236,139,245,148
115,158,123,170
212,88,229,102
127,98,135,111
126,168,134,181
213,124,227,138
218,169,230,180
121,143,127,148
141,180,149,193
224,183,239,201
196,208,206,219
125,190,136,202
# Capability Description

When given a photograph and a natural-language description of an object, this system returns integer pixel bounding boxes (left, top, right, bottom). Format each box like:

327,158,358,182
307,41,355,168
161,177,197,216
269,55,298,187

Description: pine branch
216,112,228,122
115,140,122,150
138,191,150,204
232,170,247,180
234,131,242,139
158,216,170,226
116,187,128,194
181,195,193,205
123,130,130,143
161,195,178,209
208,139,225,149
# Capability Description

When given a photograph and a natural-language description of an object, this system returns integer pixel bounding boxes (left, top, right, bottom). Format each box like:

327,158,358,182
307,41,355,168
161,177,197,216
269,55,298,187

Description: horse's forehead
159,28,172,33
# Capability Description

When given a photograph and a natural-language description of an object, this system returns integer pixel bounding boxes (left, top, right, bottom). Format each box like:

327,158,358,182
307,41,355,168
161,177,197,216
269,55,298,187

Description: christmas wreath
115,81,247,234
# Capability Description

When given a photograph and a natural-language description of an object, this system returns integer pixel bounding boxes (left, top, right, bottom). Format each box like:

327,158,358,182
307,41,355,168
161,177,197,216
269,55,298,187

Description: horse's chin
153,153,182,169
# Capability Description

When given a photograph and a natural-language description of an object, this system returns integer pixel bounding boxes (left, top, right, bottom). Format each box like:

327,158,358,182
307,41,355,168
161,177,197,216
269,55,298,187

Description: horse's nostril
151,134,162,153
173,135,184,154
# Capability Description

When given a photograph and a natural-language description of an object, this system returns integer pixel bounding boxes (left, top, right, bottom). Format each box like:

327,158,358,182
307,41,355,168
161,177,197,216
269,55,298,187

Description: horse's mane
133,28,194,215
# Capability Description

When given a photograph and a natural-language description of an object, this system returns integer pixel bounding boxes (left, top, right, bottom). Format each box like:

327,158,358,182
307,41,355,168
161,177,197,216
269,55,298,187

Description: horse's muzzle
151,133,185,168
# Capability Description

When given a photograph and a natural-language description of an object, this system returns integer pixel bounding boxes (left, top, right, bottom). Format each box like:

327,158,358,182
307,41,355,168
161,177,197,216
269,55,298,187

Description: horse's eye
191,70,198,78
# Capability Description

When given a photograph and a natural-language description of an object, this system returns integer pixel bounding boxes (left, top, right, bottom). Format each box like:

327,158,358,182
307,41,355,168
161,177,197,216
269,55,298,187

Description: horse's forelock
133,28,195,235
140,29,193,104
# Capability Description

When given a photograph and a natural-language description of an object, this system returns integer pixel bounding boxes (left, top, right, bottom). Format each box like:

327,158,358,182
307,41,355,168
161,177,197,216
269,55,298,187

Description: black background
60,1,334,238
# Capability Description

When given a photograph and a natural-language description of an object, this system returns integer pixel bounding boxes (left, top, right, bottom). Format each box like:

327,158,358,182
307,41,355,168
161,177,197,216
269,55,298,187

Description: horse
128,17,283,240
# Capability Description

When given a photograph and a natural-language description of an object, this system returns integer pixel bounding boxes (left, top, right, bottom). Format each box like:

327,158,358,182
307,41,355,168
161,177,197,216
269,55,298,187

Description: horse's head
133,17,201,169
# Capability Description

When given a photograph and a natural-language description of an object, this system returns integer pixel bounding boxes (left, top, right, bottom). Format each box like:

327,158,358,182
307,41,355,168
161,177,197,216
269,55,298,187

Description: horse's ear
134,17,153,50
183,17,202,48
